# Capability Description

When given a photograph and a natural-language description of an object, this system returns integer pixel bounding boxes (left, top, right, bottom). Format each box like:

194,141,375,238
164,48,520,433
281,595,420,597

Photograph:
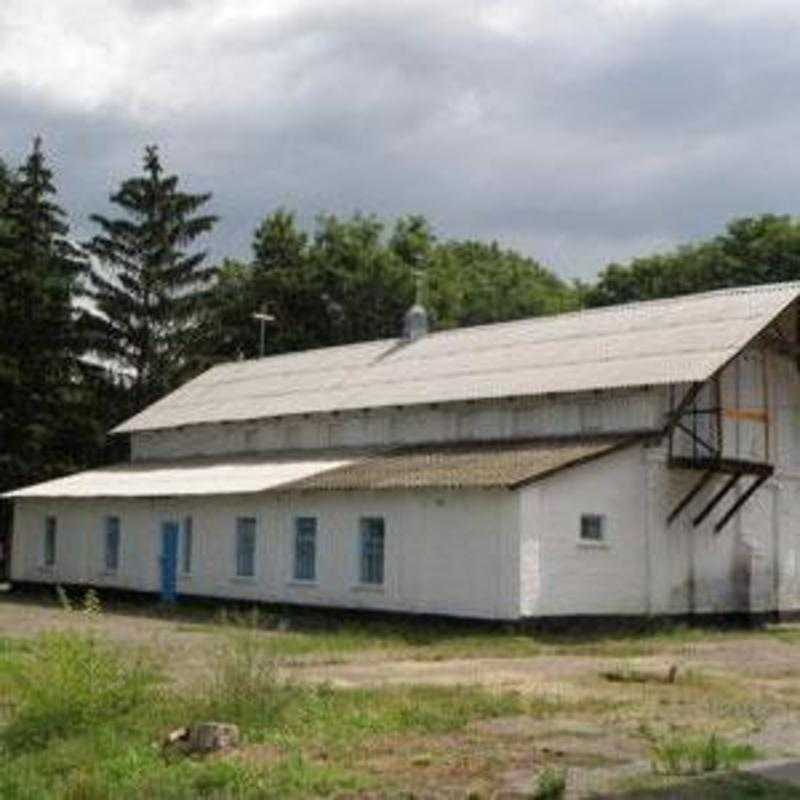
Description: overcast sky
2,0,800,280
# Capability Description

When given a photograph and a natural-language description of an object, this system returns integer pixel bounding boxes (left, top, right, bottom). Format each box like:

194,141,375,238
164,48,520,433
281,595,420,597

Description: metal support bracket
714,472,772,534
692,474,741,528
667,467,717,526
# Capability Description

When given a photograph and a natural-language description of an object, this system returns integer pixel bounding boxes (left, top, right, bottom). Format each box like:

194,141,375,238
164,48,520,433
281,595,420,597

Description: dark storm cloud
0,87,148,237
3,2,800,277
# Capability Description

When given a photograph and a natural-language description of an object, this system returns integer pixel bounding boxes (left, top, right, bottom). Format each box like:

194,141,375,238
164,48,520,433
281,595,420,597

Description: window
580,514,605,542
104,516,121,571
359,517,385,585
44,516,56,567
182,516,193,575
294,517,317,581
235,516,257,577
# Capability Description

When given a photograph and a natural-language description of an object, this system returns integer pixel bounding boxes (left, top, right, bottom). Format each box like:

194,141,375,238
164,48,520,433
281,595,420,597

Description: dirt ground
2,595,797,693
4,595,799,687
4,595,800,798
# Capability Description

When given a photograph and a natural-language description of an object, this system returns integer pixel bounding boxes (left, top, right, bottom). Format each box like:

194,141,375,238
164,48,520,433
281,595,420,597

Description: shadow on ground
3,582,773,645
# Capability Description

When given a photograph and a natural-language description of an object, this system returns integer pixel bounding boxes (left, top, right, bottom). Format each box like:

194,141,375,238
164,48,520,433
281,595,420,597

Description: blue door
160,521,179,603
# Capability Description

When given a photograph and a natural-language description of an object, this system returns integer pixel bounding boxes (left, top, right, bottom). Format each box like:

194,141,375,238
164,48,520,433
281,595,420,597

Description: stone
187,722,240,753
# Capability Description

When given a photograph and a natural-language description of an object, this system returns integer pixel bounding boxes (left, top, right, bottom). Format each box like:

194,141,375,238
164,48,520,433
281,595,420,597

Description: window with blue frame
294,517,317,581
104,516,120,572
182,516,193,574
236,516,257,577
359,517,385,585
44,516,56,567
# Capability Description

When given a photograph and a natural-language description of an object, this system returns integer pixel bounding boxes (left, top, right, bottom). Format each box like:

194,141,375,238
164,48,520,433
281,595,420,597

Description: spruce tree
0,138,88,493
86,145,217,411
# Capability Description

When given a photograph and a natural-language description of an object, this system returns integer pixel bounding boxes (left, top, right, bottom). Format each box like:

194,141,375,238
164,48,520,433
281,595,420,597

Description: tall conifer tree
0,138,88,494
86,145,217,411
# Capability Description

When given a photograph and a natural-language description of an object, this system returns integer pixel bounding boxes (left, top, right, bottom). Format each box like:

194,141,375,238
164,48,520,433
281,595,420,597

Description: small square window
580,514,605,542
44,516,56,567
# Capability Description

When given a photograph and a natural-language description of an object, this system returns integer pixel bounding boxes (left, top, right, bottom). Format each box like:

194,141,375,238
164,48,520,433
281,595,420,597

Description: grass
649,732,758,776
0,597,551,799
153,609,775,666
4,588,793,665
202,610,772,662
532,765,567,798
1,592,798,797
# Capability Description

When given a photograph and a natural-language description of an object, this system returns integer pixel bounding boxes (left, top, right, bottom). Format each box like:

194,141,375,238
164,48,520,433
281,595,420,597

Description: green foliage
85,145,218,412
428,239,577,328
184,610,526,742
0,627,156,753
0,608,533,799
532,765,567,799
199,210,576,363
194,613,290,726
0,138,97,501
585,214,800,307
649,732,757,776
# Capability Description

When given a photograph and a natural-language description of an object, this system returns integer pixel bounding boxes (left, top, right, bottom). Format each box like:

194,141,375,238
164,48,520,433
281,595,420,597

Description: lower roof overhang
3,433,654,500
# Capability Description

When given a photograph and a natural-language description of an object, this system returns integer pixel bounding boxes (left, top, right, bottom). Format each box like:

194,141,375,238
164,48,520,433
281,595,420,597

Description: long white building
6,282,800,620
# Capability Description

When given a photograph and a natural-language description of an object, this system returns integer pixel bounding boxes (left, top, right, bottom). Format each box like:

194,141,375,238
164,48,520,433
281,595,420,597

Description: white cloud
3,0,800,277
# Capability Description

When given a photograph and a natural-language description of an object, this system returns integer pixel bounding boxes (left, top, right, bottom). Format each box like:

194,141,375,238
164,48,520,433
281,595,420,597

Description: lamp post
252,310,276,358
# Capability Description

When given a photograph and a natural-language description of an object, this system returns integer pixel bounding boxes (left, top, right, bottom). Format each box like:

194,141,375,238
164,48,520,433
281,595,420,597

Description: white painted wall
12,448,800,620
641,332,800,618
640,458,800,616
516,440,800,619
519,445,650,616
11,488,520,620
14,330,800,621
130,388,664,461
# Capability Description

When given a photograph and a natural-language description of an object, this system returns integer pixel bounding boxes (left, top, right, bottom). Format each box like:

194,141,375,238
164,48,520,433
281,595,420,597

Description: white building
6,282,800,620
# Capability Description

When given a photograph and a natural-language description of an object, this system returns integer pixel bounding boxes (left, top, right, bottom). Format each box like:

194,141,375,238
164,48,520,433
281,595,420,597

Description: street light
252,310,276,358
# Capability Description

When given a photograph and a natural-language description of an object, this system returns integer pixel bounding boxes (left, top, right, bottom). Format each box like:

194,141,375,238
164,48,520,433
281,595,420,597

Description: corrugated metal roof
3,454,358,499
114,282,800,433
282,437,642,491
3,438,641,498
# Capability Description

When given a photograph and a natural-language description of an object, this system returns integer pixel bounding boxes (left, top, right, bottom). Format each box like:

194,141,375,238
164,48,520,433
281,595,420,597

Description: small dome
403,303,429,341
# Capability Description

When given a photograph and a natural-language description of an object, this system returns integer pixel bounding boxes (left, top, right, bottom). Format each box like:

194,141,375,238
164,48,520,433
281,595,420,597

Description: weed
0,629,156,753
532,765,567,799
197,616,286,725
650,731,757,776
0,592,157,754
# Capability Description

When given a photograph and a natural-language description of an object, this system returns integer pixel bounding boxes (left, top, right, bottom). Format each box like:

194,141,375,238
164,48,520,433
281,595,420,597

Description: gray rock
187,722,240,753
164,722,241,756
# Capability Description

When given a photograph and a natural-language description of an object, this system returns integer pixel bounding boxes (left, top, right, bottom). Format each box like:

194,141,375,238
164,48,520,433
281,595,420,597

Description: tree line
2,138,800,506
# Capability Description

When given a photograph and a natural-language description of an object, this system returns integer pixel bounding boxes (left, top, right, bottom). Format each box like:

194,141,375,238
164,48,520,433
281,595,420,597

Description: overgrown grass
532,765,567,798
0,597,550,799
0,593,788,797
0,591,156,753
649,732,757,776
